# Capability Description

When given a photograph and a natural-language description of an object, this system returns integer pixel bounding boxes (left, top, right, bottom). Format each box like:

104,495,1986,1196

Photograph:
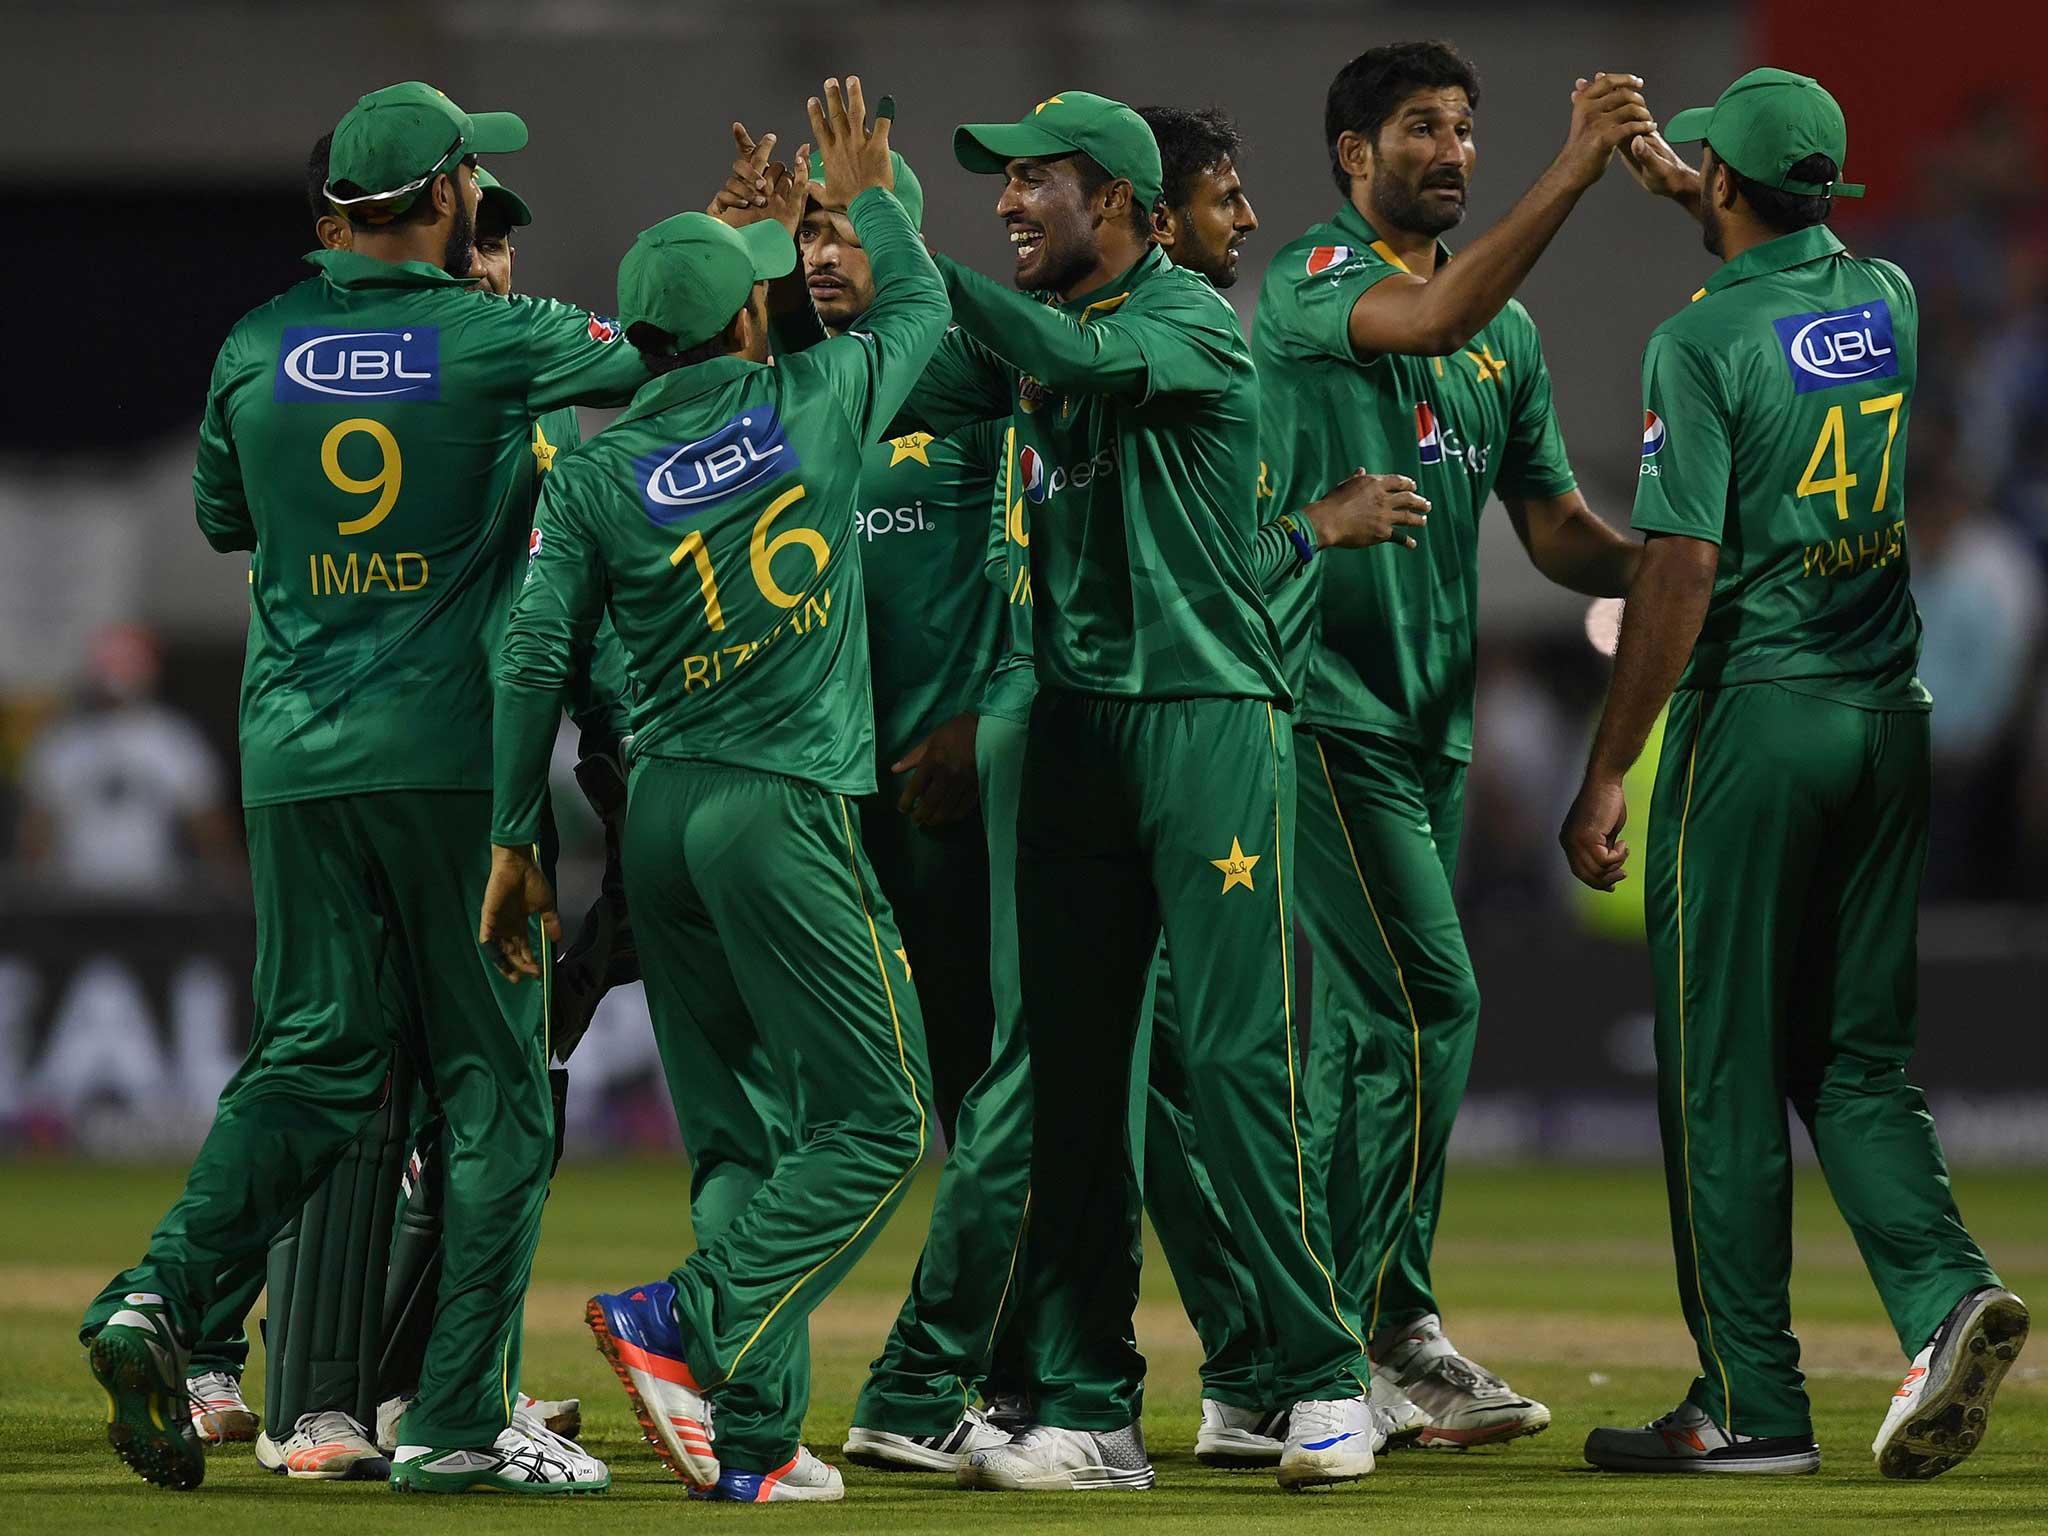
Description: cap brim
479,184,533,226
466,110,529,155
953,121,1073,175
1662,106,1714,145
736,219,797,281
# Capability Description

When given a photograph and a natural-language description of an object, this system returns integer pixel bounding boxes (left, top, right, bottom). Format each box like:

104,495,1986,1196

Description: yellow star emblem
1210,838,1261,894
888,432,933,467
1034,95,1065,114
1465,343,1507,387
893,946,913,980
531,421,559,473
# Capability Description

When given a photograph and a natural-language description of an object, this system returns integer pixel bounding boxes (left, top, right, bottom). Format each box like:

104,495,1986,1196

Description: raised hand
1301,470,1432,551
1619,124,1703,210
708,122,813,234
806,75,895,211
1561,73,1656,189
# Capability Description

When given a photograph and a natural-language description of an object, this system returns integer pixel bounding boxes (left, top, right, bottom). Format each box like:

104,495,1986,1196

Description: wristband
1279,513,1317,570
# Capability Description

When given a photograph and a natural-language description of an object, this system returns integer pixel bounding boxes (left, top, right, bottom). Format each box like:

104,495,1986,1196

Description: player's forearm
1586,536,1715,778
937,255,1148,397
1250,517,1308,592
846,187,951,425
491,679,564,847
1531,507,1640,598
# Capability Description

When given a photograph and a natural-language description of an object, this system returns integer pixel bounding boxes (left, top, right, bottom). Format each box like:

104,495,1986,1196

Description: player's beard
1700,193,1727,259
1370,166,1467,239
442,196,478,280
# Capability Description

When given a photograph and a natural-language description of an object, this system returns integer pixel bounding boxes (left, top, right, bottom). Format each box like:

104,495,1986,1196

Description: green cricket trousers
1648,684,1999,1437
1008,688,1365,1428
1295,725,1475,1348
623,758,932,1469
83,790,553,1451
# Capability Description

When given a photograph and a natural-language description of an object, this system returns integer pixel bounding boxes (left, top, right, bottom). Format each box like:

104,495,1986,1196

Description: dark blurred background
3,0,2044,1161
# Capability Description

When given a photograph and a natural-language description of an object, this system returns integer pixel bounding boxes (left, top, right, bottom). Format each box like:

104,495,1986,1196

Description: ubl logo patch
1772,301,1898,394
635,406,799,526
275,326,440,402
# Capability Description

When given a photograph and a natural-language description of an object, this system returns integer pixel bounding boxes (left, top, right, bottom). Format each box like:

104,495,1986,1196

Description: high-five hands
708,122,813,235
807,76,895,211
1560,73,1657,189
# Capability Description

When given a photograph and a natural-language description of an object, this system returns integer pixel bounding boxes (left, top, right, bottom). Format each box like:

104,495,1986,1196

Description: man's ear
432,171,462,219
316,214,351,251
1713,160,1740,214
1336,128,1374,189
1096,177,1135,230
1151,201,1179,251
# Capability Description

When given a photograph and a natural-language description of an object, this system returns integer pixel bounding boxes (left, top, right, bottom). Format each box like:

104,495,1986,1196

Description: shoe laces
1288,1397,1357,1439
188,1370,241,1402
293,1409,371,1445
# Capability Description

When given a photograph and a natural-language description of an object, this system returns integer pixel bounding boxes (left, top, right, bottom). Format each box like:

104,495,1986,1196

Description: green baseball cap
617,213,797,348
474,168,532,228
1663,67,1864,198
806,150,925,230
954,90,1163,209
326,81,528,205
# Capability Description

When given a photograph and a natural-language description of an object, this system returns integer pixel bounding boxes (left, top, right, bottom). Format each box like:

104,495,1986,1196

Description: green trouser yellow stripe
625,758,932,1469
1003,690,1364,1428
1295,726,1475,1351
855,714,1037,1436
1646,685,1998,1438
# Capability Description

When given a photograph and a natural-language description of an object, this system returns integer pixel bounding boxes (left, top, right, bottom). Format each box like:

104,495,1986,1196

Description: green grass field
3,1159,2042,1532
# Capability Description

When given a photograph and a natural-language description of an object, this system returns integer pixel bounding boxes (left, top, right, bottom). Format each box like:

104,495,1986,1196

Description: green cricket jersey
493,187,947,844
978,424,1039,725
901,247,1288,706
857,419,1007,765
194,249,645,807
1632,225,1927,709
1254,204,1577,760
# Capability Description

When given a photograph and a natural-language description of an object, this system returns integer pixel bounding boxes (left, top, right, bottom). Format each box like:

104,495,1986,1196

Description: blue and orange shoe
690,1446,845,1502
586,1281,718,1487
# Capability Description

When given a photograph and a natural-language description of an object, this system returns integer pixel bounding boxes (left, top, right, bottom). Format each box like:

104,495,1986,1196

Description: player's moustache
1423,171,1466,192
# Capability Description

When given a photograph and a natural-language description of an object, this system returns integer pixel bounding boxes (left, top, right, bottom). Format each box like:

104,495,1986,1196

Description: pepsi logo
1415,402,1444,466
588,314,623,345
529,527,543,559
1306,244,1353,276
1641,410,1666,457
1020,445,1048,503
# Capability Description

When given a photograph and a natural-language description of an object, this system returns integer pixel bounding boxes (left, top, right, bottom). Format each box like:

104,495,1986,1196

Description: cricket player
80,81,642,1495
1256,41,1651,1446
888,88,1396,1493
482,77,947,1504
1562,67,2029,1478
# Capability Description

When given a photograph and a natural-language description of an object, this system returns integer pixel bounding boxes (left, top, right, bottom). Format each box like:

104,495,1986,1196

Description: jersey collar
303,248,478,289
1703,225,1847,296
1332,203,1452,275
613,355,768,428
1056,246,1168,320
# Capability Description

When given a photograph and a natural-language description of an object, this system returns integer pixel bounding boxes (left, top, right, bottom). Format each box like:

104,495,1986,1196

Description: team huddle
80,39,2028,1503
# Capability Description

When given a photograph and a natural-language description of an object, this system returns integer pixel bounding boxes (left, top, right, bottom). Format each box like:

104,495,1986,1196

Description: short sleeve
1631,329,1734,545
1263,244,1406,365
1496,324,1577,500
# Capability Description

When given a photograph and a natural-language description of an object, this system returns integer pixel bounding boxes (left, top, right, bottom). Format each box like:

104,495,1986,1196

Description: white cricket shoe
374,1395,408,1457
390,1425,609,1494
1276,1396,1376,1489
1369,1372,1430,1447
959,1422,1154,1490
1376,1314,1551,1446
1585,1399,1819,1474
845,1404,1011,1471
254,1409,391,1480
1874,1285,2029,1480
1194,1400,1288,1467
693,1445,844,1502
186,1369,259,1445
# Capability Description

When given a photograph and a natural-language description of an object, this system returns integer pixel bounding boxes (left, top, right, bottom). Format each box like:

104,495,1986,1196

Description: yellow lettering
751,485,829,608
1856,530,1886,571
1796,405,1858,521
362,552,395,591
320,552,360,593
802,589,831,632
682,654,711,692
397,552,429,590
669,530,724,631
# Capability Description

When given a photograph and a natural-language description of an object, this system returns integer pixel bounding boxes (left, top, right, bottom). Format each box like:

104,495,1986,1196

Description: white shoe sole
1418,1403,1553,1448
1877,1289,2030,1481
1277,1441,1375,1489
1587,1445,1820,1475
843,1426,965,1472
586,1299,718,1489
958,1459,1155,1491
1195,1426,1283,1468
